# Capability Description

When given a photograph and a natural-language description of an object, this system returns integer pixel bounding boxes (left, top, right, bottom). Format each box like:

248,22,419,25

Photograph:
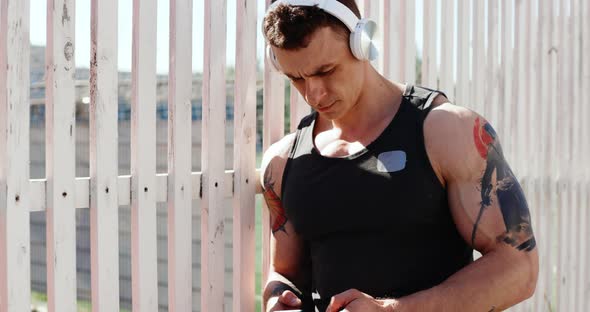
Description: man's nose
304,77,327,107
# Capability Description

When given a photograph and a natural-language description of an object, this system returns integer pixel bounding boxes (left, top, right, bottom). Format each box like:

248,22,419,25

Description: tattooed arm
260,133,313,312
392,103,539,311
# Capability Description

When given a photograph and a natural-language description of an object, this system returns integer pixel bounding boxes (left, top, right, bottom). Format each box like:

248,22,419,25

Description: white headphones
264,0,379,72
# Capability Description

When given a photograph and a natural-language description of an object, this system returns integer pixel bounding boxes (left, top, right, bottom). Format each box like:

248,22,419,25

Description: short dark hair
263,0,361,50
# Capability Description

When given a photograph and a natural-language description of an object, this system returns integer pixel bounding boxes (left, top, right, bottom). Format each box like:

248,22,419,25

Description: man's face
272,26,365,120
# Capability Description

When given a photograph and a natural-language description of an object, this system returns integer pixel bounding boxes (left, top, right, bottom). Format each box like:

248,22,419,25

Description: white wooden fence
1,0,589,311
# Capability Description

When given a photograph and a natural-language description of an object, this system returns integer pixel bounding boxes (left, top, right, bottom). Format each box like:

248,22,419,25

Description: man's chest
282,148,448,239
313,138,366,157
313,127,385,158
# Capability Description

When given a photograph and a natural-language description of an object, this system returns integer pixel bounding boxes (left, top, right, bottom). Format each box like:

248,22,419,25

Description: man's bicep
448,175,536,255
450,117,536,254
261,150,309,283
260,133,298,236
262,163,289,234
262,185,308,276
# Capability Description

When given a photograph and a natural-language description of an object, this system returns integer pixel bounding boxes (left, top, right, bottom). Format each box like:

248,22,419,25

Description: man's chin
316,110,337,120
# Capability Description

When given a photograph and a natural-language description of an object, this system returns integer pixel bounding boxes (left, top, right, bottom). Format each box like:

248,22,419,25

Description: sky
29,0,427,75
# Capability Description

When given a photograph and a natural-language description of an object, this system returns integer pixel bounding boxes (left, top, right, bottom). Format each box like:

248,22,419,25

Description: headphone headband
267,0,360,33
264,0,379,71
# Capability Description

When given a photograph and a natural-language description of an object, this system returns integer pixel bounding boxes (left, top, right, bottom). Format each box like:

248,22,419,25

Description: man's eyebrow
312,64,335,75
284,64,335,80
284,72,301,80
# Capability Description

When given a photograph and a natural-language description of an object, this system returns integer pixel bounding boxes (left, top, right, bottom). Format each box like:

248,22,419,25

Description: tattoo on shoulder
471,117,536,252
263,165,289,234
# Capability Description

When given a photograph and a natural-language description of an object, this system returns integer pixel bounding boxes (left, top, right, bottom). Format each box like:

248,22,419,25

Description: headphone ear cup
349,19,379,61
266,45,282,72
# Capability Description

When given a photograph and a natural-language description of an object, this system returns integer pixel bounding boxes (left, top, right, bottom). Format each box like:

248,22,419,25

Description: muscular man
260,1,538,311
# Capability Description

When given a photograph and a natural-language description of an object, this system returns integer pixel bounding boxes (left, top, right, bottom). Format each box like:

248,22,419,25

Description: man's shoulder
262,133,297,164
423,102,486,180
425,101,474,131
260,133,297,190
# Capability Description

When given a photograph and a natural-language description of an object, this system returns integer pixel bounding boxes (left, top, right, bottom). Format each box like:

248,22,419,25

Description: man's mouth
317,101,336,112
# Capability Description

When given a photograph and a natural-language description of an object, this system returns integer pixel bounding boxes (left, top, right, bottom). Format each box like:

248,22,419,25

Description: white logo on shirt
376,150,407,173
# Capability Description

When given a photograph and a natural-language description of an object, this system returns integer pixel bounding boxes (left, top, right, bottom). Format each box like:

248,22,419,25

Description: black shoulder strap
281,111,316,199
403,85,449,116
296,110,317,130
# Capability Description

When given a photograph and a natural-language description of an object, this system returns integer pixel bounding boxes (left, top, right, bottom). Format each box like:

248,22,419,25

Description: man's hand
266,290,302,312
326,289,399,312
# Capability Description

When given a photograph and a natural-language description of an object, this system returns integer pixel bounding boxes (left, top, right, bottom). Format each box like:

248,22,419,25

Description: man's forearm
395,248,538,311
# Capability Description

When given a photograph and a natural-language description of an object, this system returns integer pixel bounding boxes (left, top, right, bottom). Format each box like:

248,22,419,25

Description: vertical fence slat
404,0,416,85
408,0,417,84
558,179,568,312
573,180,582,312
358,0,367,20
572,0,581,183
557,1,567,309
486,0,499,125
90,0,120,310
544,180,555,311
262,0,286,288
542,0,558,308
381,0,391,80
202,1,227,310
472,0,485,115
501,1,514,166
290,84,309,133
130,0,158,310
567,0,575,179
522,0,532,180
531,177,544,311
422,0,437,88
372,1,383,73
513,2,529,307
584,0,590,180
541,2,551,288
382,0,397,81
551,1,561,307
559,0,571,174
585,182,590,307
0,0,31,311
513,0,526,177
45,0,77,311
561,1,577,310
547,0,558,178
527,177,540,310
566,179,582,311
549,179,558,312
583,0,590,306
456,0,470,107
514,179,530,312
524,178,536,310
233,0,258,311
168,0,193,310
525,0,542,183
361,0,370,20
440,0,454,100
572,5,583,297
584,0,590,309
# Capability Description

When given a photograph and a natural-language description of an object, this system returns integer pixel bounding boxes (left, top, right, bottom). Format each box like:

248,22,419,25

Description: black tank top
281,85,473,311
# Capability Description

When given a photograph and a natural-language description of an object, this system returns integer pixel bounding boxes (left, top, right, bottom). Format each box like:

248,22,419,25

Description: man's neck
328,65,403,139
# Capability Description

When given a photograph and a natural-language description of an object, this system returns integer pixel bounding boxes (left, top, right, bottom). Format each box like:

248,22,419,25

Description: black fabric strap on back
403,84,448,118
